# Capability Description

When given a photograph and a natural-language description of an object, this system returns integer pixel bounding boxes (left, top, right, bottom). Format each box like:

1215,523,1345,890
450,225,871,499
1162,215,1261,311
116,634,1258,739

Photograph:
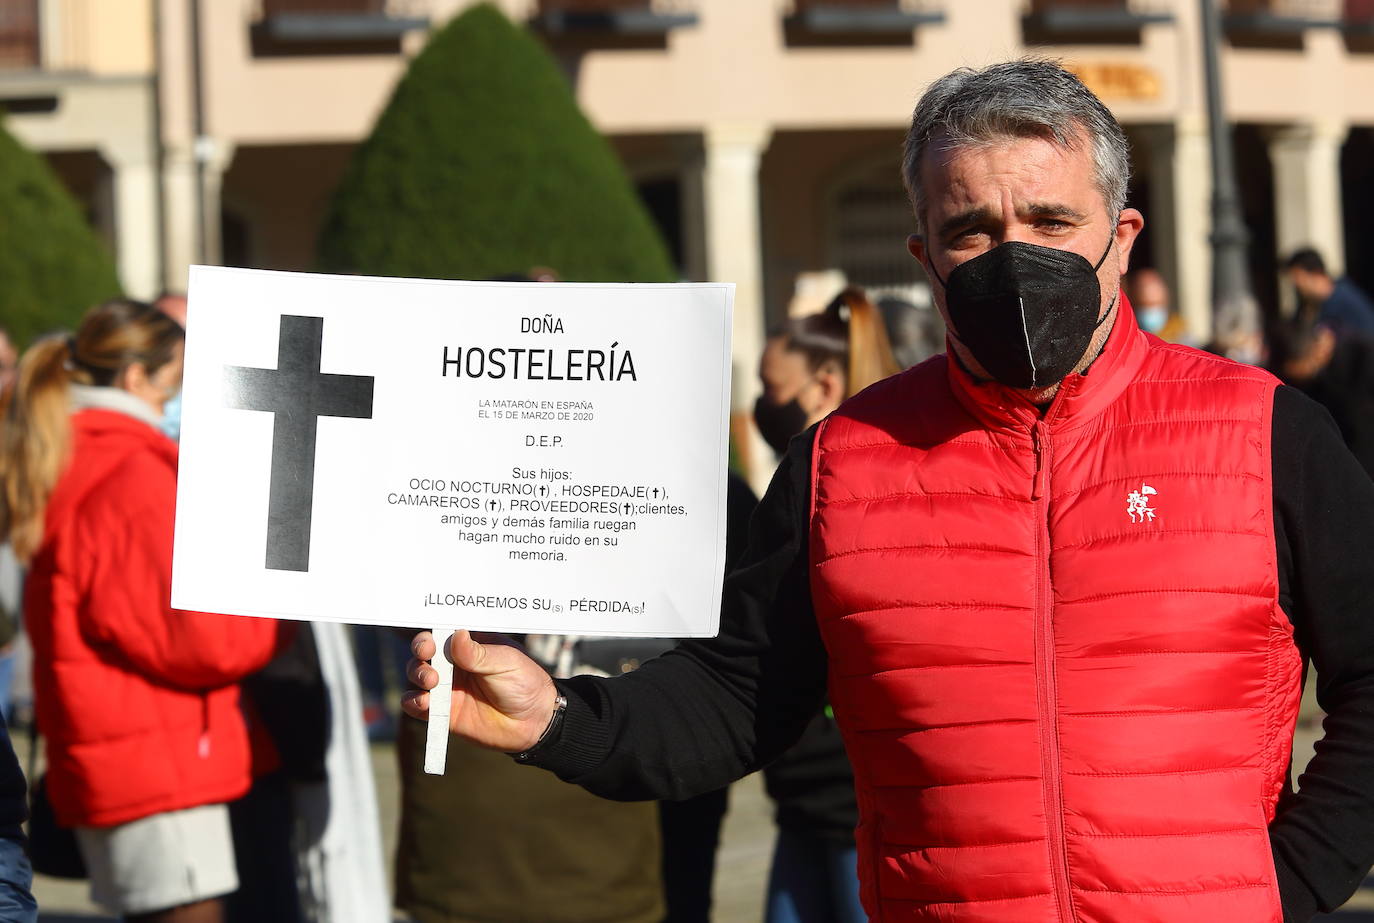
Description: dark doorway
221,209,252,269
636,177,684,276
1233,124,1279,325
1342,127,1374,296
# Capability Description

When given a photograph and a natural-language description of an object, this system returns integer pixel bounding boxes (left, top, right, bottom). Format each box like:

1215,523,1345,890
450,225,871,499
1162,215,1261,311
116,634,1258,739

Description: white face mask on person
1136,305,1169,334
160,387,183,441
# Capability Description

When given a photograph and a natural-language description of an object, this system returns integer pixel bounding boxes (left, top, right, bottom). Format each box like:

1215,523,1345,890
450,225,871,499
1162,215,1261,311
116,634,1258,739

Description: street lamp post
1199,0,1260,356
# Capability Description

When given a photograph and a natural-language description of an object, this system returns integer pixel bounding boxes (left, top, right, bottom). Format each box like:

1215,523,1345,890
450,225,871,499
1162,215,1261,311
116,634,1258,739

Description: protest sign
171,268,734,771
174,265,733,635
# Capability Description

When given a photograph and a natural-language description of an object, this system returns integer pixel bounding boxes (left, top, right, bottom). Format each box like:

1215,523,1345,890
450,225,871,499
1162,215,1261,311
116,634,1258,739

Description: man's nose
1001,223,1039,246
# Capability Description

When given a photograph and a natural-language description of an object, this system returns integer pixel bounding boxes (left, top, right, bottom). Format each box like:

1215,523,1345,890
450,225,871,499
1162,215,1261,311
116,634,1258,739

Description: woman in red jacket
0,299,280,923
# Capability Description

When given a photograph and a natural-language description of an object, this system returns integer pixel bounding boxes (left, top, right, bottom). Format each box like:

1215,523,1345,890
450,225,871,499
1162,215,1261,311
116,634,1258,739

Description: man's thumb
448,629,492,674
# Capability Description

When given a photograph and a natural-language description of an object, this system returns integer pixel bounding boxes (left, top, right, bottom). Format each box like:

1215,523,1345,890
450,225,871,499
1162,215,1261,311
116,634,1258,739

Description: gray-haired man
405,61,1374,922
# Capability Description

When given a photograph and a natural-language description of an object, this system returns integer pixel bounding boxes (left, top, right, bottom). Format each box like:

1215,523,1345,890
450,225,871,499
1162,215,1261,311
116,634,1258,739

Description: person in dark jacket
1284,247,1374,339
753,288,898,923
1274,315,1374,480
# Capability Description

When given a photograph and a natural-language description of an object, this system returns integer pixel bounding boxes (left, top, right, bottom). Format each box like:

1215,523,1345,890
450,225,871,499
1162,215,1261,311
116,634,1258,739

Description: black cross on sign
225,315,374,572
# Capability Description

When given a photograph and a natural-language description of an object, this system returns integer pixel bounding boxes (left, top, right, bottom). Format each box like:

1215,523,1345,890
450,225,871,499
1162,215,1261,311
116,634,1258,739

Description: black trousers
225,770,303,923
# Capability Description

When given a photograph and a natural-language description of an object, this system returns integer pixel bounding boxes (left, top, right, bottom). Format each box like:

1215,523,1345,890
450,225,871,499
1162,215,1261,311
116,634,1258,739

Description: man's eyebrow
1022,203,1088,221
937,208,996,238
936,203,1088,238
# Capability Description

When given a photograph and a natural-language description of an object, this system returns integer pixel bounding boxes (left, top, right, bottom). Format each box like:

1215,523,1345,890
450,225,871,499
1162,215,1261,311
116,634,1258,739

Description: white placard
172,267,734,639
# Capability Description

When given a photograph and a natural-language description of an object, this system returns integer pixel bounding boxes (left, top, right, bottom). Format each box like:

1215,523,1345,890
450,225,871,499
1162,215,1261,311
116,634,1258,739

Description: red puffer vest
810,303,1300,922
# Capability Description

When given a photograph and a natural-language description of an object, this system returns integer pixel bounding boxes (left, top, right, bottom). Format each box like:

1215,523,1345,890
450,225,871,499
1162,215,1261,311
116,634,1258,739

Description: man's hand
401,630,558,754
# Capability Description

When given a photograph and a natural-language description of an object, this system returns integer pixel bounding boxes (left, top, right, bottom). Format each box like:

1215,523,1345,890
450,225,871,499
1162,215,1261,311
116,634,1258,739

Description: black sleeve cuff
507,675,611,781
1275,844,1322,923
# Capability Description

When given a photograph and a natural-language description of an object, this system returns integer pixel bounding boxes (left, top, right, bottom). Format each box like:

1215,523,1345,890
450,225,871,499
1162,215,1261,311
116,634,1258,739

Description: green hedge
0,121,121,345
318,3,675,283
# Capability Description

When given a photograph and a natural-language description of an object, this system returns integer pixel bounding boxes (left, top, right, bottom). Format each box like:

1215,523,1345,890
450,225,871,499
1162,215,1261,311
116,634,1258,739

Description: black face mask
930,236,1114,390
754,394,809,458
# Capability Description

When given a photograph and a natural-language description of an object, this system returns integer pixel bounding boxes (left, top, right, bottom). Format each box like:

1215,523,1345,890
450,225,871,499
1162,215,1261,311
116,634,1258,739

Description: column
675,137,708,287
37,0,63,69
160,137,235,292
701,122,772,493
161,143,199,293
1268,121,1349,311
197,137,237,267
1145,118,1212,345
100,146,162,301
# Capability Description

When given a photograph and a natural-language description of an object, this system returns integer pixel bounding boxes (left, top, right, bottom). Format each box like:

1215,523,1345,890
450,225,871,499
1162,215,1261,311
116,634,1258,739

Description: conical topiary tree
317,3,675,283
0,121,122,345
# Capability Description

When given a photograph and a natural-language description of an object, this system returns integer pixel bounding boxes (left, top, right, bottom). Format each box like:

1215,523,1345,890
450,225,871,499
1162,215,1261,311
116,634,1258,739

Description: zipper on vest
1032,419,1074,922
1031,424,1049,501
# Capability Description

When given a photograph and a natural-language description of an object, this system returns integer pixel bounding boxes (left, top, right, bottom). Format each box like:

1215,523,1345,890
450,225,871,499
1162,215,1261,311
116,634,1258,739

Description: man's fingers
406,657,438,690
411,630,436,661
400,689,429,720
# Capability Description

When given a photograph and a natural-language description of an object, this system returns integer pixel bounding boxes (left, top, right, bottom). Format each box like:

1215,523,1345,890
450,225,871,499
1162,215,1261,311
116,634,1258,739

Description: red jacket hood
46,409,178,529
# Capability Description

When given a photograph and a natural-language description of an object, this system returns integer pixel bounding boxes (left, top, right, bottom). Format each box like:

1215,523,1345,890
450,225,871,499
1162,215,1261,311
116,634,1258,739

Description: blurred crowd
0,244,1372,923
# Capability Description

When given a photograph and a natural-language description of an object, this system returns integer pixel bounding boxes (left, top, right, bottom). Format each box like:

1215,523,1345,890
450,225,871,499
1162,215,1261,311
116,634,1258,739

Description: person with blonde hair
1,299,280,923
0,326,36,923
752,287,901,458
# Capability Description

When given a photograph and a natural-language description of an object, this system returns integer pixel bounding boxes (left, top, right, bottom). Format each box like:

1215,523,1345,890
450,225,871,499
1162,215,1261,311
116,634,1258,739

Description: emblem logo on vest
1126,484,1158,523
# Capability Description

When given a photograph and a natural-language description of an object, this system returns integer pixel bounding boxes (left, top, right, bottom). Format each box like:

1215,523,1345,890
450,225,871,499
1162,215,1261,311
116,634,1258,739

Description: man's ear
1114,208,1145,275
907,234,927,267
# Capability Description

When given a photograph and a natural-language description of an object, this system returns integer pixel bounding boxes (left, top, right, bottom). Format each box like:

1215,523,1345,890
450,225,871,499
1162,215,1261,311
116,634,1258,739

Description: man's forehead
924,132,1092,182
921,130,1104,218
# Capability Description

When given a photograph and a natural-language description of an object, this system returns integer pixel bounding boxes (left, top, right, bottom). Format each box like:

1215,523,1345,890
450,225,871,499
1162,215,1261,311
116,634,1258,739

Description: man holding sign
404,61,1374,922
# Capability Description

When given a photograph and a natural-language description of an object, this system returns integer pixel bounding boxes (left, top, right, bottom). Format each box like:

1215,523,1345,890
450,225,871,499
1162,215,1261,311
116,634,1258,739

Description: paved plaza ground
27,736,778,923
25,692,1374,920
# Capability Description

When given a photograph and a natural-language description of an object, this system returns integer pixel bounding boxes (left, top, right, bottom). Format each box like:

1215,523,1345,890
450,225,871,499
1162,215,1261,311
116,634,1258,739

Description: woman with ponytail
0,300,280,923
753,287,901,458
751,287,900,923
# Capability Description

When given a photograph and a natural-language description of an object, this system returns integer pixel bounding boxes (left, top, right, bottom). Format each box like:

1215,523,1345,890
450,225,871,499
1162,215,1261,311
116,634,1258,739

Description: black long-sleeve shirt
524,385,1374,923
